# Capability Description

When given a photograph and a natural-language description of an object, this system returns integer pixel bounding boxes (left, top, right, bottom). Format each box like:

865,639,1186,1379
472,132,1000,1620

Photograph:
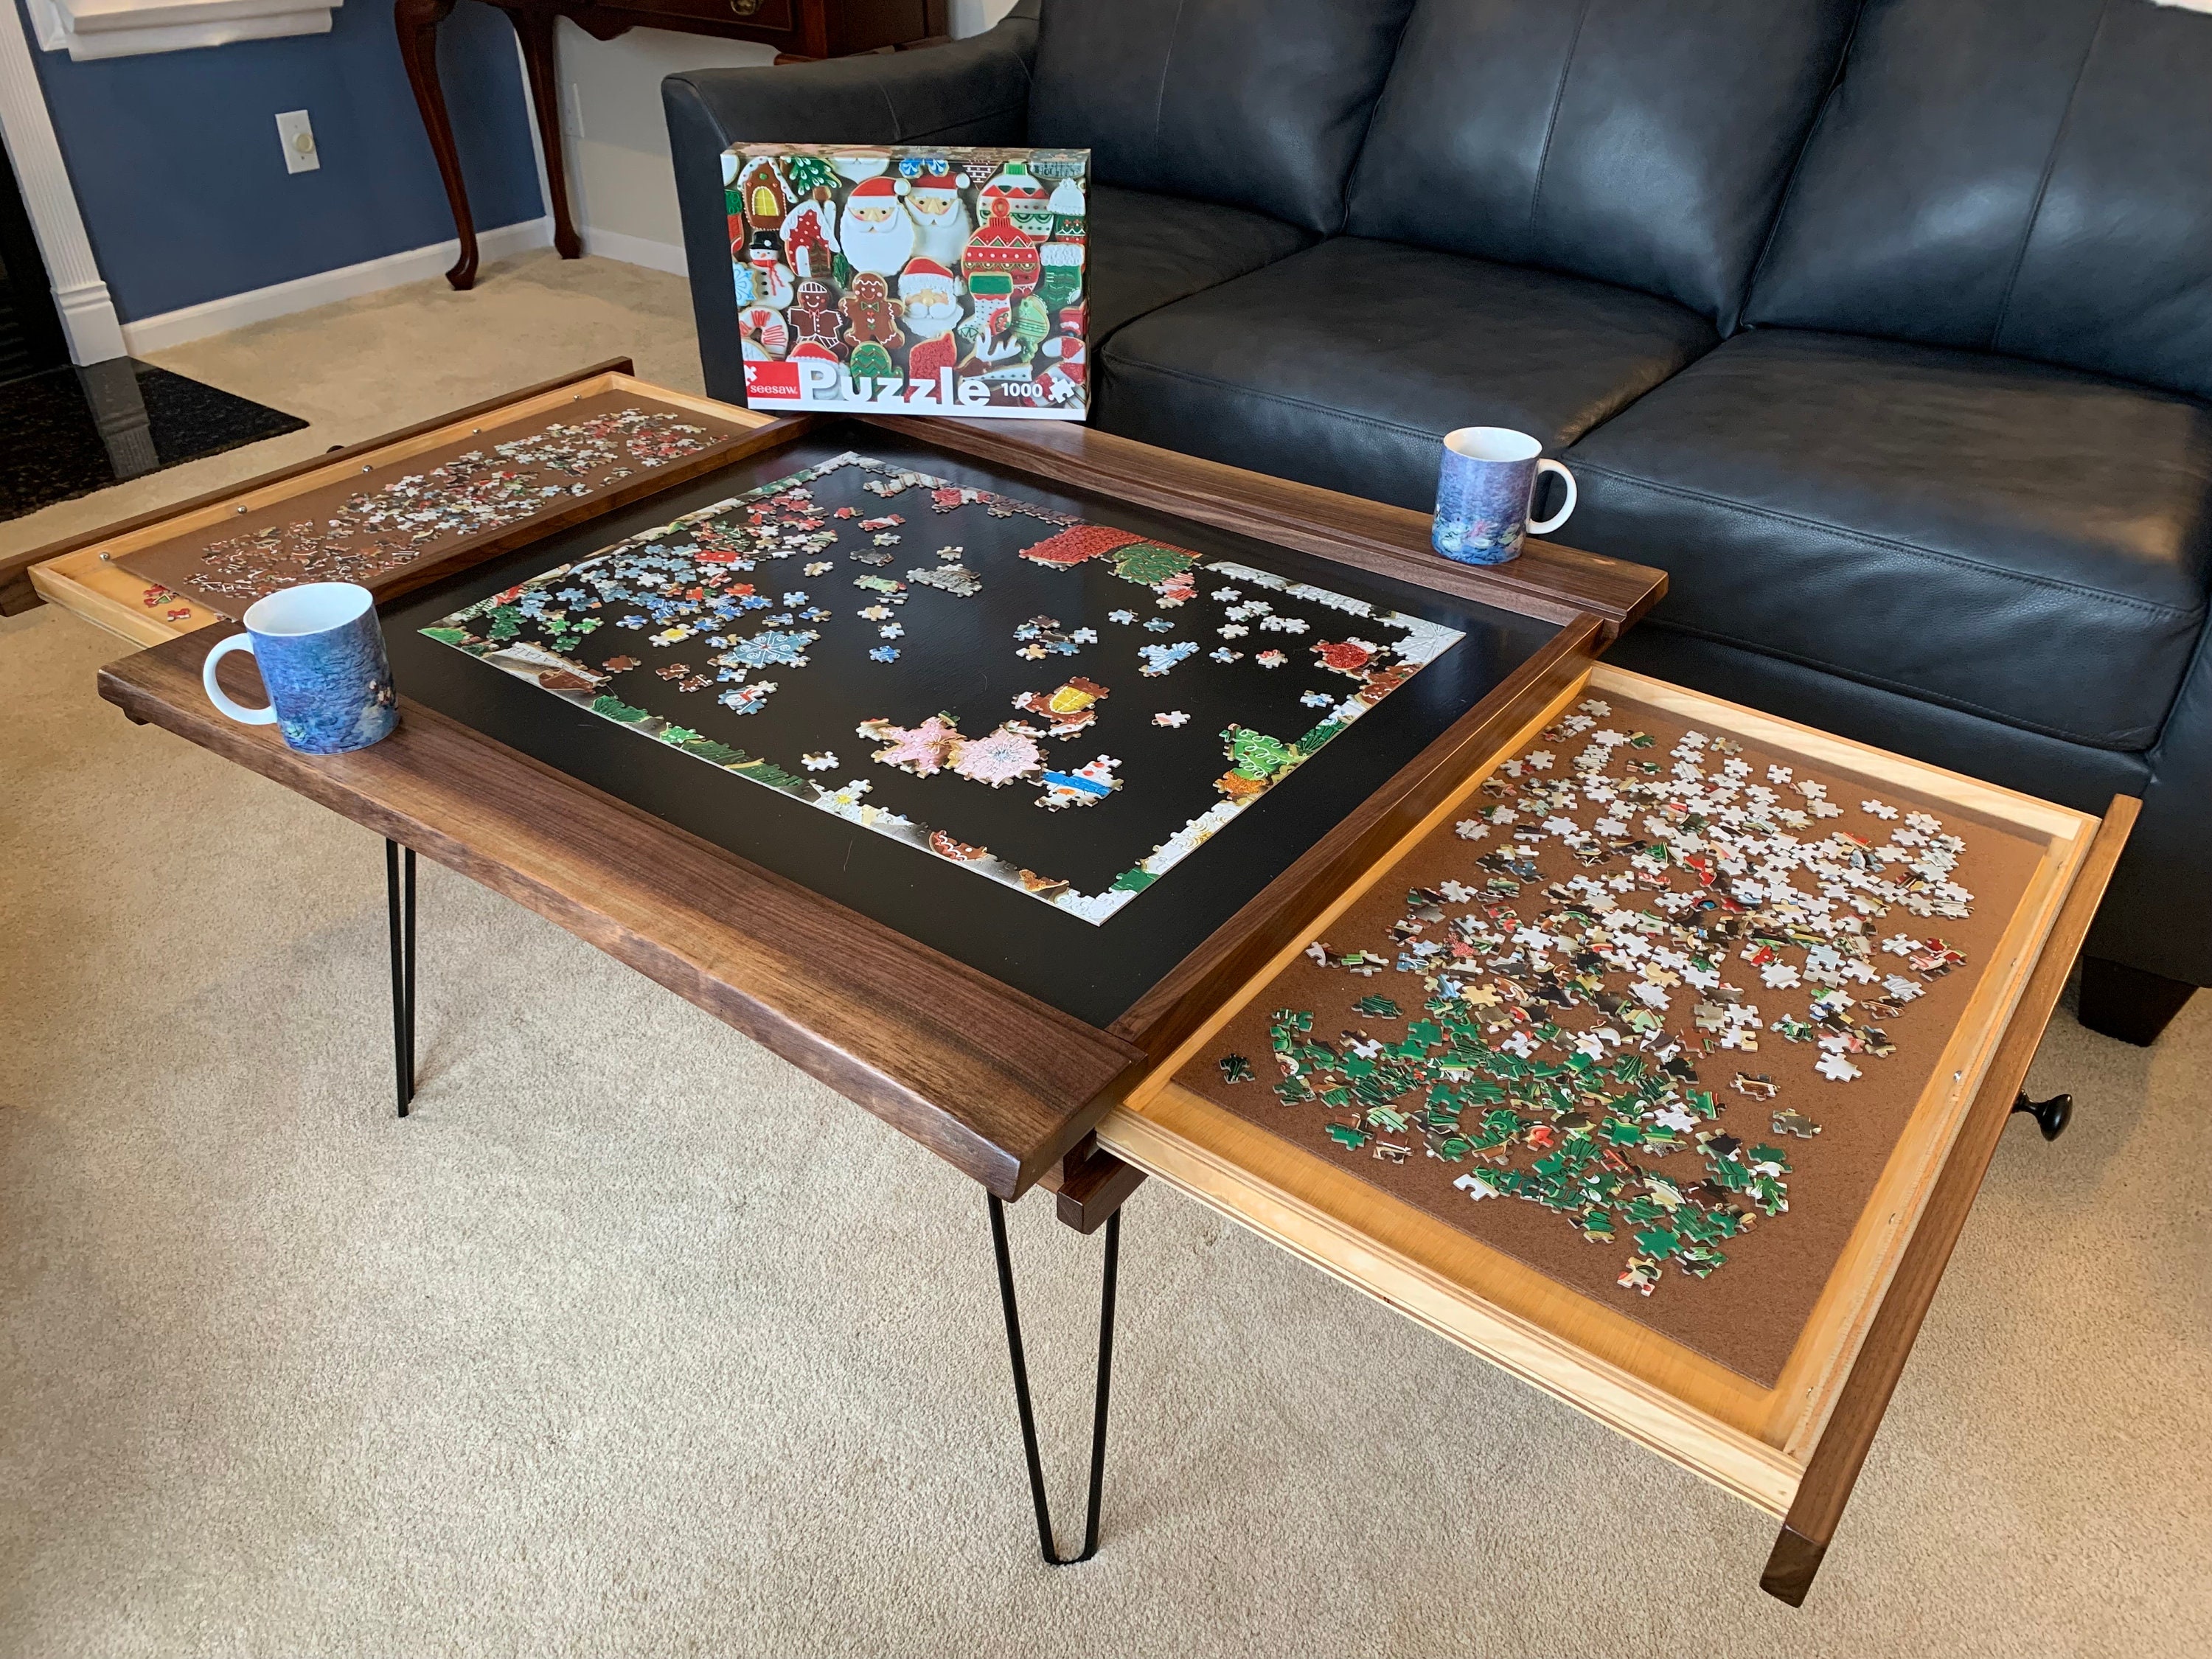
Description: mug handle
202,633,278,726
1527,459,1576,535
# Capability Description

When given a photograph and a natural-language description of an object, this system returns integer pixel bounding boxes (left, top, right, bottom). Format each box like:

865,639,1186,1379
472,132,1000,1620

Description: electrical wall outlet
560,82,585,140
275,109,319,175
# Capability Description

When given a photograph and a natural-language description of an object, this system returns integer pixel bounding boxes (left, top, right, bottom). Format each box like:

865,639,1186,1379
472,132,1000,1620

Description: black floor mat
0,358,306,523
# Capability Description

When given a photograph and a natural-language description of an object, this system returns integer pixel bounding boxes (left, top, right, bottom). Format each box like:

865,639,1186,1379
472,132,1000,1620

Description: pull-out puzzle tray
1104,663,2119,1528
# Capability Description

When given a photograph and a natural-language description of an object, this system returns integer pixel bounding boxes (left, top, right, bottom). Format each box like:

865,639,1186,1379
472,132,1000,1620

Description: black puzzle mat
382,425,1560,1026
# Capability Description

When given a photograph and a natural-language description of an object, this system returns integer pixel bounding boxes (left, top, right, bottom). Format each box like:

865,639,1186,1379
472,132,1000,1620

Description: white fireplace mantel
0,0,124,362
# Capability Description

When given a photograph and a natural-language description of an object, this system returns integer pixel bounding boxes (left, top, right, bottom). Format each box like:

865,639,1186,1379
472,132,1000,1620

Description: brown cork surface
119,391,758,620
1172,692,2049,1387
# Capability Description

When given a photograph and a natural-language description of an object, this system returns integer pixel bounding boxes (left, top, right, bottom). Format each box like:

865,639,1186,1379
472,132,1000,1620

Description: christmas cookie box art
722,144,1091,420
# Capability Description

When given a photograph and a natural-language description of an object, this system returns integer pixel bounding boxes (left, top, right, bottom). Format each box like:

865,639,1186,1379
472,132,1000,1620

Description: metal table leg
987,1192,1119,1565
386,838,417,1117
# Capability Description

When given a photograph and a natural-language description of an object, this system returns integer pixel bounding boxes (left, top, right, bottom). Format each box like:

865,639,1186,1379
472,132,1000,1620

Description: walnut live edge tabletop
74,375,1662,1203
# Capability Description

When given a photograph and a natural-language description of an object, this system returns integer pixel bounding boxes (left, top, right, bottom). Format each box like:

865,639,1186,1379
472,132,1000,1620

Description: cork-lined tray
24,363,780,647
1097,662,2130,1598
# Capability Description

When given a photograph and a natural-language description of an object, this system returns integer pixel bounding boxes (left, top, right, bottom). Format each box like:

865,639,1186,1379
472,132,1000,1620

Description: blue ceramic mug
201,582,397,754
1432,426,1578,566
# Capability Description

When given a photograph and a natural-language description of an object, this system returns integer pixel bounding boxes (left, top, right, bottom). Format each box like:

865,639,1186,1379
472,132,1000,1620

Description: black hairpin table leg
987,1192,1119,1565
385,839,417,1117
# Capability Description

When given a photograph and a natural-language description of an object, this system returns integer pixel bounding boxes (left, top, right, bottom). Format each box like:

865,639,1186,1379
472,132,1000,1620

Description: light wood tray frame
1099,662,2103,1517
27,372,773,648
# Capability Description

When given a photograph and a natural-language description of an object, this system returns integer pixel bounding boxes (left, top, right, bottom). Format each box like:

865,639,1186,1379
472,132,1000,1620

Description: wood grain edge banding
2,358,637,615
1761,795,2138,1605
29,558,197,647
1771,818,2090,1458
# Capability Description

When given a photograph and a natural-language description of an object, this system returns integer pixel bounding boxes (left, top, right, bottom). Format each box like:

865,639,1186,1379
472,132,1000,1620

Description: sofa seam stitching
1570,459,2206,622
1735,2,1867,335
1338,3,1421,238
1152,0,1189,152
1525,0,1596,258
1989,0,2112,352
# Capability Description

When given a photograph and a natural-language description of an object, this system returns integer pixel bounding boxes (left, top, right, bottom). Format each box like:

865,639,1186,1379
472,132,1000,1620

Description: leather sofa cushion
1565,330,2212,751
1747,0,2212,403
1085,187,1315,345
1345,0,1854,327
1097,237,1716,512
1028,0,1415,234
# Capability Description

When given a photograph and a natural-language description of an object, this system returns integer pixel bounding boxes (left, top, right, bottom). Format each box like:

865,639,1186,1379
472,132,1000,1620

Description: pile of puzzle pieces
1216,698,1976,1298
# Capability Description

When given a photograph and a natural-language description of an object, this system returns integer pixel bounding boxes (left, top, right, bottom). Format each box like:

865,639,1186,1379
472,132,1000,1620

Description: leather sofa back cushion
1027,0,1415,234
1343,0,1855,325
1748,0,2212,403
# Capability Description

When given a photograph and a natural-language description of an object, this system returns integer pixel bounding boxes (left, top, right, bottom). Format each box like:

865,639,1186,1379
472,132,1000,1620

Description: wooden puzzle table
27,366,2129,1604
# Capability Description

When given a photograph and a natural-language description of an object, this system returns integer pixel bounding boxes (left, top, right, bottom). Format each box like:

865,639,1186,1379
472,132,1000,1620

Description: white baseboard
119,217,556,355
53,274,126,364
579,225,690,277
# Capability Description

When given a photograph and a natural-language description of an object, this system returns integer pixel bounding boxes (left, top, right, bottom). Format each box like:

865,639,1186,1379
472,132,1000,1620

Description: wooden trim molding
0,0,124,363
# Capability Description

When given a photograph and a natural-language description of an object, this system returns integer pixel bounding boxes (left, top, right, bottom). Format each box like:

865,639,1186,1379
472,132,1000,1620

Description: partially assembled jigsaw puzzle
420,452,1463,922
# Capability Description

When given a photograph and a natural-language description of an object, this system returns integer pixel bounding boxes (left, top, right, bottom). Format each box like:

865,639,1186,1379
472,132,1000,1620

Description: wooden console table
394,0,952,291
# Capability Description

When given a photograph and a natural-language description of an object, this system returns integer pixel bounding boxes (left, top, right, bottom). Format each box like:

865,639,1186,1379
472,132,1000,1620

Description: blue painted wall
20,0,543,322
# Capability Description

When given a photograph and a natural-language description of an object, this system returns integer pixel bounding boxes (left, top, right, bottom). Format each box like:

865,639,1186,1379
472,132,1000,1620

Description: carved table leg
394,0,478,290
507,1,584,261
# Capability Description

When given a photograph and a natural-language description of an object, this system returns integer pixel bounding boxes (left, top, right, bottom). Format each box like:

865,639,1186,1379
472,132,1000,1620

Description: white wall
554,0,1021,271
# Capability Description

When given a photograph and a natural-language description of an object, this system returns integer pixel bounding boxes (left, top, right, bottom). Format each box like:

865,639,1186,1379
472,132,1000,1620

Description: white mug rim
1443,425,1543,464
243,581,373,639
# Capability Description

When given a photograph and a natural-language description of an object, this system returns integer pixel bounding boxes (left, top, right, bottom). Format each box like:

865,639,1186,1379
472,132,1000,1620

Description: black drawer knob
2011,1091,2072,1141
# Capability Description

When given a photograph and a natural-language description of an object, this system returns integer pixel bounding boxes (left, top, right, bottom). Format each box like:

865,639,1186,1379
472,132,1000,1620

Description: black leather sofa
666,0,2212,1045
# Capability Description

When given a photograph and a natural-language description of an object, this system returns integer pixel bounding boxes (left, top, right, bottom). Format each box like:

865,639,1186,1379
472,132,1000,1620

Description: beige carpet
2,254,2208,1658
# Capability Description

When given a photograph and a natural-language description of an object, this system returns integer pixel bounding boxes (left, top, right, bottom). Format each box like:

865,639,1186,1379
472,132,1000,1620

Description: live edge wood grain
1,358,636,619
869,416,1669,643
98,630,1144,1200
1761,795,2139,1607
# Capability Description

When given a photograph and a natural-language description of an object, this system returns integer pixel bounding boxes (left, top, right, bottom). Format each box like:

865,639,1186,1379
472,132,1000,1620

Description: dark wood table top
93,404,1665,1198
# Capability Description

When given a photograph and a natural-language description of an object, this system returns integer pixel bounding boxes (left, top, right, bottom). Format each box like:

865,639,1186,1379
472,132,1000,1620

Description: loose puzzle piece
166,407,717,609
1036,755,1121,810
1012,676,1108,738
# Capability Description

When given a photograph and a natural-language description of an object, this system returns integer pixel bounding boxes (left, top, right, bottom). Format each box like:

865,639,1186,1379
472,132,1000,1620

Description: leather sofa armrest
663,4,1040,403
2087,615,2212,990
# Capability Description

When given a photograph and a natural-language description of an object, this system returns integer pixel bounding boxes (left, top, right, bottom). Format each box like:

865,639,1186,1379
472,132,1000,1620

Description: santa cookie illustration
841,271,905,350
899,258,963,386
902,165,973,268
838,175,915,277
